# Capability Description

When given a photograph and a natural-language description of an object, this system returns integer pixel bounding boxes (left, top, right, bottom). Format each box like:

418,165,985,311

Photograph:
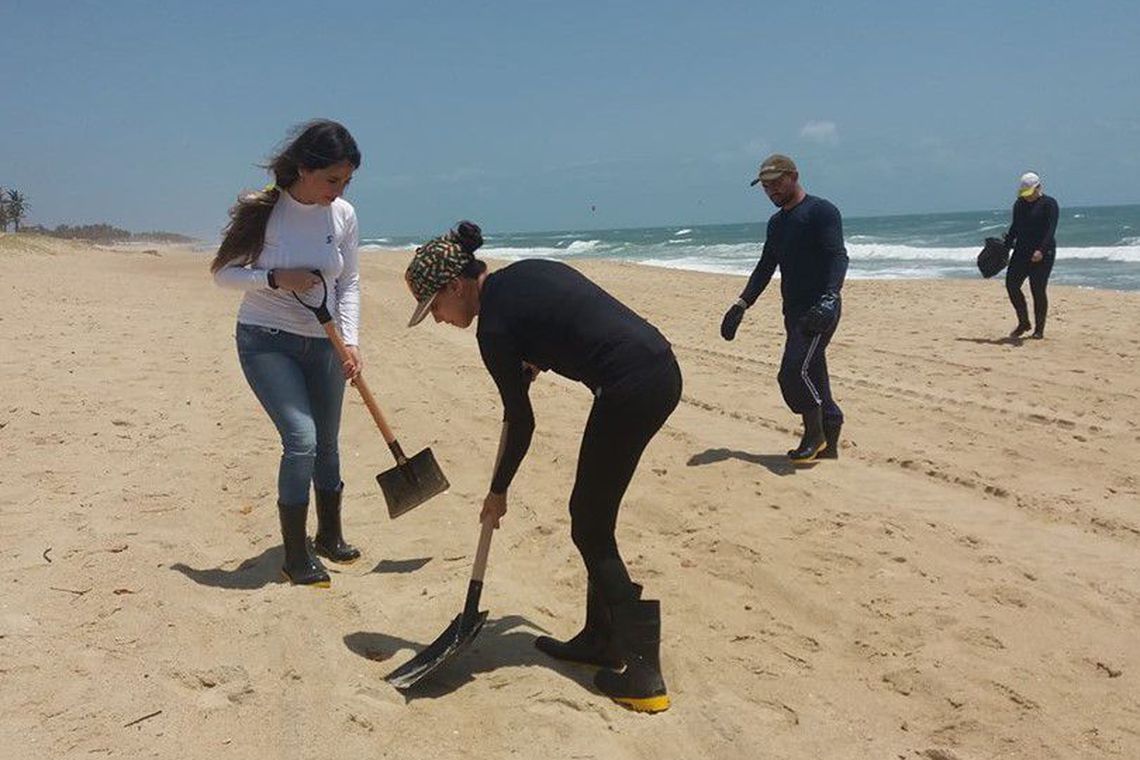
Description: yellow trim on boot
612,693,671,713
789,441,825,465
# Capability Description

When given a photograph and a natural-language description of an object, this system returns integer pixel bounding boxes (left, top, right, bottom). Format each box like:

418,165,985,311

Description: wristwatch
267,269,279,289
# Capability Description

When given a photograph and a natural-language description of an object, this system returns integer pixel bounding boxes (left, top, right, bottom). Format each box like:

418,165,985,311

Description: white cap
1018,171,1041,198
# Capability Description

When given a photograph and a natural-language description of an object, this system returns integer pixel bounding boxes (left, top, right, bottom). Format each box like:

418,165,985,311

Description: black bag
977,237,1010,278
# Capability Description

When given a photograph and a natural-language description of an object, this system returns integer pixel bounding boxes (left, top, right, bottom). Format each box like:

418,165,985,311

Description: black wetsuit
738,195,848,425
477,259,682,602
1003,195,1059,333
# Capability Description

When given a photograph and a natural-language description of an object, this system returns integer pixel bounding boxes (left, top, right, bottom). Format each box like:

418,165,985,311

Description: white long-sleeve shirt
214,191,361,345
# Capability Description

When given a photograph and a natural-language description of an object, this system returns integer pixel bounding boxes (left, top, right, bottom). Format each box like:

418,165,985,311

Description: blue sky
3,1,1138,238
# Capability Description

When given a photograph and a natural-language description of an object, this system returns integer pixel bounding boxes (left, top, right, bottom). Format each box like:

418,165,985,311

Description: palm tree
5,189,28,232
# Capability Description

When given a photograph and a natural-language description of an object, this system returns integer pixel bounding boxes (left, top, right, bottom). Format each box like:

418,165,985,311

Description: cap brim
407,293,437,327
749,177,762,186
751,172,786,187
1018,186,1038,198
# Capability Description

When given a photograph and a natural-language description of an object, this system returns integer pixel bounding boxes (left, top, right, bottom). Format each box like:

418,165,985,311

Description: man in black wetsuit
1003,171,1059,339
404,222,681,714
719,154,849,464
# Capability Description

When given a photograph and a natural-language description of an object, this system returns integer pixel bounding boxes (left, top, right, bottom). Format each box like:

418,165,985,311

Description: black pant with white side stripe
778,310,843,427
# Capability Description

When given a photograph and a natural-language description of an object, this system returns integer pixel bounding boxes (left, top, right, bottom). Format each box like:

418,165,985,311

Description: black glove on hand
800,293,840,335
721,303,745,341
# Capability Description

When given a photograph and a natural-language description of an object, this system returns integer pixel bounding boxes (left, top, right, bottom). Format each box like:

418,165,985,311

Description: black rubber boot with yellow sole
278,503,330,588
594,599,670,714
818,420,842,460
787,407,826,464
313,482,360,564
535,583,642,668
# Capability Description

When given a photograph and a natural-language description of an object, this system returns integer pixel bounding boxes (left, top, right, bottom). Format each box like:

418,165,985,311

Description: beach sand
2,234,1138,759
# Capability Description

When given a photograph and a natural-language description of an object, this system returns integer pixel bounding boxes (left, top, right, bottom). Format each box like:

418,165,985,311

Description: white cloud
799,120,839,145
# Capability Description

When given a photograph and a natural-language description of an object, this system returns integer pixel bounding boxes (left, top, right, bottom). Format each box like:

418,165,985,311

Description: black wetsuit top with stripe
476,259,672,494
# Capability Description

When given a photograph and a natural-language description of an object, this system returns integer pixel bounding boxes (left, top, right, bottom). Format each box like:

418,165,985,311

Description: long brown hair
210,120,361,273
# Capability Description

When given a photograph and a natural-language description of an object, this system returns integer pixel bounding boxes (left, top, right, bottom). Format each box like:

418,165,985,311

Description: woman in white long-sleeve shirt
211,120,363,588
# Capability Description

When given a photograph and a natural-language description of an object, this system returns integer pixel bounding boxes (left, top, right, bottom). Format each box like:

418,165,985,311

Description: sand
2,233,1137,759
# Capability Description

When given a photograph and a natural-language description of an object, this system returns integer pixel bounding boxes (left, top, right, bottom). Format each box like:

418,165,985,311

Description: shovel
385,515,495,689
385,421,507,689
294,272,449,518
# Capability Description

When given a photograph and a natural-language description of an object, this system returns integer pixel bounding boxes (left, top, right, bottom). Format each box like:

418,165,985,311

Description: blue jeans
236,323,346,506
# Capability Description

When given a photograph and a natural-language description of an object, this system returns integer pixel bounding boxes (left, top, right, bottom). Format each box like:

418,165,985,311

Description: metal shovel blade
385,609,489,690
376,447,449,519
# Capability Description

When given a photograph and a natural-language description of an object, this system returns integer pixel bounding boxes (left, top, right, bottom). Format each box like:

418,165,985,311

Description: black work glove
720,302,746,341
800,293,840,335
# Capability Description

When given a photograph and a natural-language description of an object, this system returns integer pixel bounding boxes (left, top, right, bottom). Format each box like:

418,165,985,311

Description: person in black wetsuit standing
719,154,849,464
404,222,681,714
1003,171,1059,339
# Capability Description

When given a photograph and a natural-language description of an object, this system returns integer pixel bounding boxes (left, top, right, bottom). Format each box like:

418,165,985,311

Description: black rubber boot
818,420,842,460
535,583,642,668
278,503,330,587
788,407,826,464
1010,322,1032,338
313,482,360,564
594,599,670,713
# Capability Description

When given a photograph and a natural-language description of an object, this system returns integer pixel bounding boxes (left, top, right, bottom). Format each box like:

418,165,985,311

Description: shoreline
368,246,1140,293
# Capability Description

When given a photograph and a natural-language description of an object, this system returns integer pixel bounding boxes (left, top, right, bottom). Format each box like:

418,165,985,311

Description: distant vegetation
0,185,194,243
21,222,133,241
0,187,28,232
20,223,195,244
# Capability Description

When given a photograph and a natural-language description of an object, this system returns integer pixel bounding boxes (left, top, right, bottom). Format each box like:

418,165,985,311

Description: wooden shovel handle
470,516,495,583
319,321,396,445
470,420,508,583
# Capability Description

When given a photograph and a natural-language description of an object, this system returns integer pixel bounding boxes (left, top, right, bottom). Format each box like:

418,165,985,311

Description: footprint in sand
168,664,254,709
750,700,799,727
957,627,1005,650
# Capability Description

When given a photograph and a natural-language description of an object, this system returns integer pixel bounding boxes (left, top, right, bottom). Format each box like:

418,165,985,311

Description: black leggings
1006,250,1055,332
568,354,682,604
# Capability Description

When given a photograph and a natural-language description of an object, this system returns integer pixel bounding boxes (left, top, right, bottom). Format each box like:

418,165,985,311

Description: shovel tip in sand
385,610,489,690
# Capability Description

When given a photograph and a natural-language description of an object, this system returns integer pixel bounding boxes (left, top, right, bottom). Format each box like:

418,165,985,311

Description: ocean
362,203,1140,291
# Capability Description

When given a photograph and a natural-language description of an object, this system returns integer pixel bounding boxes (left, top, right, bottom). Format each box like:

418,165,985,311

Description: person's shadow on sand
171,552,435,589
955,336,1026,347
687,447,798,475
170,549,284,590
344,615,602,700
